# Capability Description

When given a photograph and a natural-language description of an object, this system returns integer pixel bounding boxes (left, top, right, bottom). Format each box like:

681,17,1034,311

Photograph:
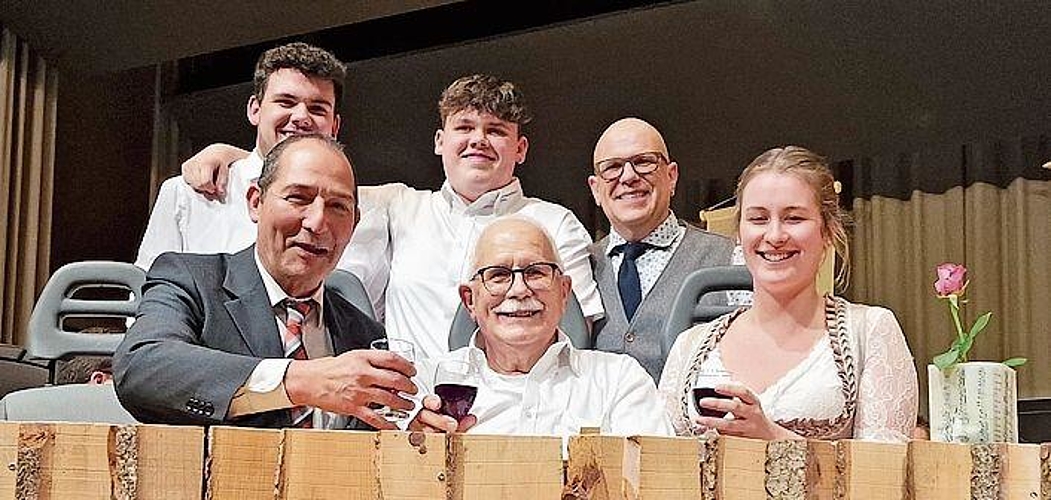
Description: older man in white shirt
409,216,671,438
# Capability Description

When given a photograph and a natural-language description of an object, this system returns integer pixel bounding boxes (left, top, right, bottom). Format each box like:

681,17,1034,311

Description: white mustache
493,297,544,315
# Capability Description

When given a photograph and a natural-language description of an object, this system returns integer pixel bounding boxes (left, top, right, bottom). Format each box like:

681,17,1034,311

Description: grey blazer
114,246,385,428
590,224,734,381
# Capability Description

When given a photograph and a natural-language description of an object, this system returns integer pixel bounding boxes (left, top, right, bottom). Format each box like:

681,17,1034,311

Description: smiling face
248,137,357,297
247,68,341,155
435,108,528,202
588,118,679,241
459,218,570,357
738,171,828,298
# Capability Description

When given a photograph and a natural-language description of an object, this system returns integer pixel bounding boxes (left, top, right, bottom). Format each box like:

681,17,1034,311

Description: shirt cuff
228,358,294,417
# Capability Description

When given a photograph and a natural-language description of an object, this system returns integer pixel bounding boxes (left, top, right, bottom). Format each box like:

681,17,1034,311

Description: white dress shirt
365,179,603,359
134,149,389,319
605,212,686,298
135,151,263,271
231,251,345,429
415,332,673,440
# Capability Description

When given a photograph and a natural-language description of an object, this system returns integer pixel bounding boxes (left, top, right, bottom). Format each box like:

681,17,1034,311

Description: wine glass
370,338,415,422
691,367,732,419
433,360,479,422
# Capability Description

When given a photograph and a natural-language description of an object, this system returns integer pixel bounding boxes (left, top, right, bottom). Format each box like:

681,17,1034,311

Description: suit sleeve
114,253,262,425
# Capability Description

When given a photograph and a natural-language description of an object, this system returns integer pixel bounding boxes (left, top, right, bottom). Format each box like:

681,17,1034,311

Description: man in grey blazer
115,135,417,430
587,118,734,381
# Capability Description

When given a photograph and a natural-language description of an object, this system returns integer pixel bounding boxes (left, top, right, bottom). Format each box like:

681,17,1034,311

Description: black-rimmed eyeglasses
594,151,667,181
471,262,562,295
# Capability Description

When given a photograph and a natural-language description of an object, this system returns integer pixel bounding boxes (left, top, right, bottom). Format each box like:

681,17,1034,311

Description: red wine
693,387,732,417
435,383,478,421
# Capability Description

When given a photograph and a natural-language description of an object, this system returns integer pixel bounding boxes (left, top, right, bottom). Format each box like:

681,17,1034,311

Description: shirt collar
253,249,325,311
466,329,581,377
606,211,681,255
440,178,524,216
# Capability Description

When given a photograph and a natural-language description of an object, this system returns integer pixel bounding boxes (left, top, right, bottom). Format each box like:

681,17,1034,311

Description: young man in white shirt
179,75,603,359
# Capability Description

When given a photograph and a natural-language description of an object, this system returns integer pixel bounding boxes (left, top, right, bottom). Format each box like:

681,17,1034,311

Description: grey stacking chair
326,269,376,320
448,291,591,350
661,265,753,350
26,261,145,374
3,260,146,423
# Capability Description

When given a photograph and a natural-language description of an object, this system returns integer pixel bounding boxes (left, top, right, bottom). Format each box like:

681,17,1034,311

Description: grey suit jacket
114,246,385,428
590,224,734,381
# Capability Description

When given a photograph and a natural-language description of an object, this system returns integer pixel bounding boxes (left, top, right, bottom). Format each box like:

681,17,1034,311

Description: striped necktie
283,298,314,427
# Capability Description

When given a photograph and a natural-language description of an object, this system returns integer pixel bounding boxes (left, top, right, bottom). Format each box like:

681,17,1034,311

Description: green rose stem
948,295,966,362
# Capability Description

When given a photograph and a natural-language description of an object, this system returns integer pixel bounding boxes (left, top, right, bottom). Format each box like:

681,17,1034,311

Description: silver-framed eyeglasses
594,151,667,181
472,262,562,295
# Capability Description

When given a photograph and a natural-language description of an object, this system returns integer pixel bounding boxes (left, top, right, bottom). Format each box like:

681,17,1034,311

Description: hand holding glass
433,360,479,422
370,338,415,422
692,368,733,418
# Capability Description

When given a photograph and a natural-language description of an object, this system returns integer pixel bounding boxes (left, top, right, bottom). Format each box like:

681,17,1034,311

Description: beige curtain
0,26,58,345
849,138,1051,411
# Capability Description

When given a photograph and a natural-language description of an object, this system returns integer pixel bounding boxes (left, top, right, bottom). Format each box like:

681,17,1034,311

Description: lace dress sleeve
658,324,705,436
852,305,919,442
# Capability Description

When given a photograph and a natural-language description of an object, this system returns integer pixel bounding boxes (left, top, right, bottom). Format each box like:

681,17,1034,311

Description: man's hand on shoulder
284,350,417,430
181,143,250,201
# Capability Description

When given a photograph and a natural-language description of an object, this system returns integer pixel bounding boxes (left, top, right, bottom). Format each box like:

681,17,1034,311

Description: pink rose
934,263,967,296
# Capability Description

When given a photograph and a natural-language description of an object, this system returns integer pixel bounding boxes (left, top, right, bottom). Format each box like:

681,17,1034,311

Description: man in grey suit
115,134,417,430
587,118,734,381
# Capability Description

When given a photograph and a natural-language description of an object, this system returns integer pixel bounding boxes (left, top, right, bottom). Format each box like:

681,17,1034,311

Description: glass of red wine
433,360,479,422
691,367,733,419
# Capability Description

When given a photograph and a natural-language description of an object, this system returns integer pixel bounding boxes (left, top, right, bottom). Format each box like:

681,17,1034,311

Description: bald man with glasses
587,118,735,382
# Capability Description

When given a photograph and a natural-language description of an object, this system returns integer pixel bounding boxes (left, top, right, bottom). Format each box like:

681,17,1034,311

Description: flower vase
927,362,1018,443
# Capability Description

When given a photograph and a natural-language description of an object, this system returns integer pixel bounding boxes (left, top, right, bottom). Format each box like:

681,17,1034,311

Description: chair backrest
0,358,49,399
26,261,145,364
326,269,376,320
661,265,753,350
448,291,591,350
0,384,137,423
1018,397,1051,444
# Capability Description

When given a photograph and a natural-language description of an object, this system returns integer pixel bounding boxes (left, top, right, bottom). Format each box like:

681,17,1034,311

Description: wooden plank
1038,443,1046,500
909,440,971,500
135,424,205,499
765,439,809,499
280,429,375,500
835,440,907,500
717,435,767,500
1041,443,1050,500
986,443,1040,500
206,426,282,500
636,435,701,499
0,422,17,499
376,430,446,499
448,433,562,500
48,423,112,499
564,434,639,500
806,440,837,499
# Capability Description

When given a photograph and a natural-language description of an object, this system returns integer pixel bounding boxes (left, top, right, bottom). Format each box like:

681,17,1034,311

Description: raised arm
181,143,250,199
852,306,919,442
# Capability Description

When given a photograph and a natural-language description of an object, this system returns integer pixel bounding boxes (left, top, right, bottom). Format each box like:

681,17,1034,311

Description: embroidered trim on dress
677,295,858,439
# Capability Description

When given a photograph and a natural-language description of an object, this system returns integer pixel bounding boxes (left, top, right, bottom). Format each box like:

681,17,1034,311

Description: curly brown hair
438,74,532,134
253,42,346,110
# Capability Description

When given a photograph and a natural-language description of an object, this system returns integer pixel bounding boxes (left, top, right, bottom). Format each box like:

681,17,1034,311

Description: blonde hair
734,146,850,289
